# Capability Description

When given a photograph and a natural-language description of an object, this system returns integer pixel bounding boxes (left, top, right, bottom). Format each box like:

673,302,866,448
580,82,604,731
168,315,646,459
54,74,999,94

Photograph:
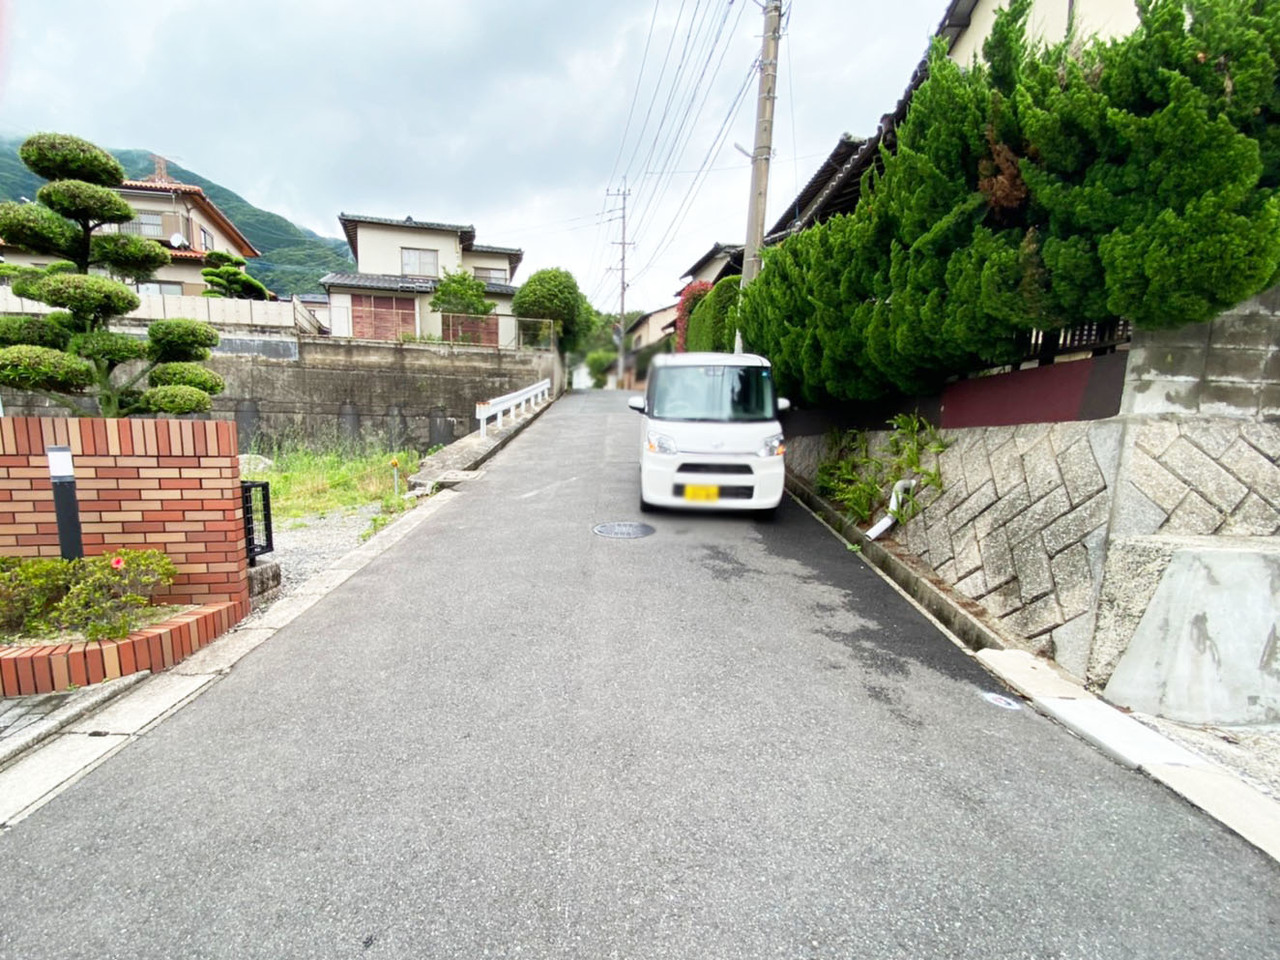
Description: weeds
816,414,949,525
241,439,428,536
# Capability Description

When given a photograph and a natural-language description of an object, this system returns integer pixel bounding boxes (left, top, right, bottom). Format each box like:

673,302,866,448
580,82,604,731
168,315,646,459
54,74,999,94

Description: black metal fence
241,480,274,567
1017,319,1132,366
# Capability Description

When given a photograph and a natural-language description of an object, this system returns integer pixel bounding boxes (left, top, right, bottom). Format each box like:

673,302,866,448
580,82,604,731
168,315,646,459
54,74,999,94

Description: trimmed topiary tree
0,133,225,416
202,251,268,300
512,267,592,353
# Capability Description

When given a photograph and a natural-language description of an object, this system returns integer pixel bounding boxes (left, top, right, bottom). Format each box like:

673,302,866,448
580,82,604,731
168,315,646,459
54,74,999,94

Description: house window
136,213,164,238
200,227,215,252
136,281,184,296
473,266,507,284
401,248,438,278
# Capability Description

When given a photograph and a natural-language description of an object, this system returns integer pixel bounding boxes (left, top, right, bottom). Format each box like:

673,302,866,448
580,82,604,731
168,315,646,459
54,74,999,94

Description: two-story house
1,157,261,296
319,214,523,344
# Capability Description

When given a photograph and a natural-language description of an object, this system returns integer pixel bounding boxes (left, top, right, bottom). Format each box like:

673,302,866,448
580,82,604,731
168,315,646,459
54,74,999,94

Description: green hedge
686,275,741,353
737,0,1280,403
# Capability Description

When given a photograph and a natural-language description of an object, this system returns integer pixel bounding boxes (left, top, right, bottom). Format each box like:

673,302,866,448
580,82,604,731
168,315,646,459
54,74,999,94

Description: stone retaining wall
787,414,1280,685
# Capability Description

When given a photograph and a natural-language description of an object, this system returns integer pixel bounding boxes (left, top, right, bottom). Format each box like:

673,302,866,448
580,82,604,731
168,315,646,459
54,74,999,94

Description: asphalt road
1,391,1277,959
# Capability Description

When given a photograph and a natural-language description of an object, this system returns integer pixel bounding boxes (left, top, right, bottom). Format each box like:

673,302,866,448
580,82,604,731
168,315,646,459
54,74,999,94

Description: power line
607,0,663,189
628,55,759,287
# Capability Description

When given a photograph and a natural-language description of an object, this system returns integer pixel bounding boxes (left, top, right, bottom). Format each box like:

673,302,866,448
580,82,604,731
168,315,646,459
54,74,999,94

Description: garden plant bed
0,598,248,697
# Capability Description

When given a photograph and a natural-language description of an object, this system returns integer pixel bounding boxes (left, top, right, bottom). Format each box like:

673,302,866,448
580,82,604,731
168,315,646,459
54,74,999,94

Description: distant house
681,242,743,289
320,213,523,343
0,156,260,297
623,303,678,389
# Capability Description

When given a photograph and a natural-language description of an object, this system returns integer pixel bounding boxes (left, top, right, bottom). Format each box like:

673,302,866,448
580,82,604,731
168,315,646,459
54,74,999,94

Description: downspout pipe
866,479,918,541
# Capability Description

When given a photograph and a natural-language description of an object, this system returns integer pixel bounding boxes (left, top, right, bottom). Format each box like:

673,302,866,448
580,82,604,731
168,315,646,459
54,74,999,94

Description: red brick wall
442,314,499,346
0,417,249,608
352,294,416,340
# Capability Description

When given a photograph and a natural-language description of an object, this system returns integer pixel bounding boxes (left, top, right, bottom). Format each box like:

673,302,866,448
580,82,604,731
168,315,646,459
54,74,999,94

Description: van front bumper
639,452,785,510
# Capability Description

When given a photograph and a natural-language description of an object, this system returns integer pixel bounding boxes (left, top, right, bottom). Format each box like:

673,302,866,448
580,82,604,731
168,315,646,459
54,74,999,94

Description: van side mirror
627,396,646,413
777,397,791,412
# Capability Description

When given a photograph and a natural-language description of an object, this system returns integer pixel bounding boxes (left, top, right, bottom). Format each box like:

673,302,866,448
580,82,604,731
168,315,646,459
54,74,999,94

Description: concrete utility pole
741,0,783,285
608,181,632,388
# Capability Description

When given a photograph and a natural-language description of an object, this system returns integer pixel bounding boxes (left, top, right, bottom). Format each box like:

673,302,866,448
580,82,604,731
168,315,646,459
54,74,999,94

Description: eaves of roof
760,0,978,247
320,271,517,298
682,242,743,281
338,213,476,260
465,242,524,279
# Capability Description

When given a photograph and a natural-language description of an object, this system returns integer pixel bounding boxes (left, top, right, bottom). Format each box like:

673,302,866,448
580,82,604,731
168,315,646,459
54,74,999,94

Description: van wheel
755,503,779,521
639,493,654,513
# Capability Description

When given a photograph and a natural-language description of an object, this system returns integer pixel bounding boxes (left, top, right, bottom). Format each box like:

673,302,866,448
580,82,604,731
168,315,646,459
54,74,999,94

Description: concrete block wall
1122,285,1280,419
0,416,250,609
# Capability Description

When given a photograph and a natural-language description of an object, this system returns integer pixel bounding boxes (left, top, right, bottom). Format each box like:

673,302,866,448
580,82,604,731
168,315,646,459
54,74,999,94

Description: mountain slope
0,137,353,296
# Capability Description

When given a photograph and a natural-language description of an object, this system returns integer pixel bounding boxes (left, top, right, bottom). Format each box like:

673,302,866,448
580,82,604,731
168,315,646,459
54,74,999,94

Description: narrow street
1,391,1276,960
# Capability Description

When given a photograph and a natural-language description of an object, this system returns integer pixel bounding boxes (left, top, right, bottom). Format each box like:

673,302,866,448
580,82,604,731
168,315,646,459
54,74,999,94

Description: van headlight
646,431,678,455
757,433,785,457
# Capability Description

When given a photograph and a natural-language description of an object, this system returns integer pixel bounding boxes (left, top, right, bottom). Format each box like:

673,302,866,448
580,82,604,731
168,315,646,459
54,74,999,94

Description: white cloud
1,0,945,309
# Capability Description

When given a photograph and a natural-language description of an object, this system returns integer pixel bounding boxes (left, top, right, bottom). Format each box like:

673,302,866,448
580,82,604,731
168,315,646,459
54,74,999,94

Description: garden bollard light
391,457,400,497
47,445,83,560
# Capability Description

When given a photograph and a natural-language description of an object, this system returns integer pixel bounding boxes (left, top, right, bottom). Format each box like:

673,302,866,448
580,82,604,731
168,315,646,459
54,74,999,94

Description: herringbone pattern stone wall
788,415,1280,680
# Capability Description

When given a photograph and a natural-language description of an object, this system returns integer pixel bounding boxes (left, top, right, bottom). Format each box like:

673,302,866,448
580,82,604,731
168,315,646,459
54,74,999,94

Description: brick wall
0,417,249,609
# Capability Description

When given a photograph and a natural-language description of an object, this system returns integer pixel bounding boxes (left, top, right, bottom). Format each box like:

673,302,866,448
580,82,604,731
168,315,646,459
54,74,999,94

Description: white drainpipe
866,479,918,541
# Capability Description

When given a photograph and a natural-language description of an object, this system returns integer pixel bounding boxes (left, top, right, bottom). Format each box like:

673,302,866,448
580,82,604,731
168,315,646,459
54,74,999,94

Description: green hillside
0,136,353,296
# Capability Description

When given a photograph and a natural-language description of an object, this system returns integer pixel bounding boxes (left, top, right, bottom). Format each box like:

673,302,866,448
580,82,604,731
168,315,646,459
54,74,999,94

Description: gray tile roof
321,272,517,297
320,272,438,293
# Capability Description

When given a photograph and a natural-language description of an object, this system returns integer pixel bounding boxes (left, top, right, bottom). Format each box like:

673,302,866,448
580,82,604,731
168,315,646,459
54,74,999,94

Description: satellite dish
169,233,190,249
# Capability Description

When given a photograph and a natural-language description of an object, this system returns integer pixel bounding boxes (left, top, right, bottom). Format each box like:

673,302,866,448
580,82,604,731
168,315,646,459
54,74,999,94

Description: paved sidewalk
0,693,68,739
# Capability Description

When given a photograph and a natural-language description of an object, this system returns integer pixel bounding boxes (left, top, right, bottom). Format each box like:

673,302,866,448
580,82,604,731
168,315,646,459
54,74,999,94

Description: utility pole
608,181,632,389
741,0,783,285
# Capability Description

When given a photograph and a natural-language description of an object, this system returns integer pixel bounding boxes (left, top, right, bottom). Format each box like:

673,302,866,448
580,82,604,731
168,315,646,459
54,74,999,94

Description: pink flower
111,556,125,570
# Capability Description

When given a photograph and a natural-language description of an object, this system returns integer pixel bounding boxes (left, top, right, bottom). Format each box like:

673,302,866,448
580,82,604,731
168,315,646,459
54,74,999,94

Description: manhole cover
592,521,656,539
982,692,1022,711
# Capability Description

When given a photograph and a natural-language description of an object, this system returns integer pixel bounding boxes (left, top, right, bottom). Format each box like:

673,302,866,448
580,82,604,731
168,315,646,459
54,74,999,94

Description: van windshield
650,365,776,421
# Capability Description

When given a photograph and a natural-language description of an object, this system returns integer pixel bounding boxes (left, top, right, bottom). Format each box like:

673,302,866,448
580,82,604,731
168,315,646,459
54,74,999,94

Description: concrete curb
0,399,556,827
0,672,149,772
787,471,1280,864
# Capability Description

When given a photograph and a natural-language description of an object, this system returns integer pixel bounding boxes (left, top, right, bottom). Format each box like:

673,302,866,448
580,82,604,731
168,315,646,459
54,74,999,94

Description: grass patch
241,442,433,533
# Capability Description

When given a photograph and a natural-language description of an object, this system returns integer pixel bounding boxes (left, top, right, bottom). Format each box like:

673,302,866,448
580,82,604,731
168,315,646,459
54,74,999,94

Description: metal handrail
476,379,551,438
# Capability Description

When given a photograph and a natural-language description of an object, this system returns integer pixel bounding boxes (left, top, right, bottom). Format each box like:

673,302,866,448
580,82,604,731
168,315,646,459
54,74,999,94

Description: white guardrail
476,379,552,439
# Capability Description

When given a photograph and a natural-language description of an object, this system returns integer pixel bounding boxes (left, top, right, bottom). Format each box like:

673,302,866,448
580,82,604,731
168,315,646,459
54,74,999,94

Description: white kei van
628,352,791,515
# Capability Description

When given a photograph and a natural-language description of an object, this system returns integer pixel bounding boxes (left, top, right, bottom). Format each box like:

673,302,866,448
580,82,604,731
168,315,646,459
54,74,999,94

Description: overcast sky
0,0,945,312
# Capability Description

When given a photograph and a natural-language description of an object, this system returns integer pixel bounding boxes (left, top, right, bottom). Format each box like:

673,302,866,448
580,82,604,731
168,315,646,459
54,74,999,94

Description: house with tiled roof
319,213,524,343
1,156,260,297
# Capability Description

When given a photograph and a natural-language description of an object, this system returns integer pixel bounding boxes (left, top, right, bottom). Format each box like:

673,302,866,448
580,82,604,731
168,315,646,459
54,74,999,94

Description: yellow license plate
684,484,720,502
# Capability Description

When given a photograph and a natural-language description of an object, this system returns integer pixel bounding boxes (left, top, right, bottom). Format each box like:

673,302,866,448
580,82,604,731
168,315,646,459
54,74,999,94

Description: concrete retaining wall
2,337,564,453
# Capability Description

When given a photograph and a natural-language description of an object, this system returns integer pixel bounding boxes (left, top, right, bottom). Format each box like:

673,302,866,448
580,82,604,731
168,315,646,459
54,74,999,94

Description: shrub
0,344,95,392
0,558,81,634
143,384,213,415
148,361,226,396
0,314,72,350
147,318,220,362
0,549,176,641
48,550,177,641
686,275,741,352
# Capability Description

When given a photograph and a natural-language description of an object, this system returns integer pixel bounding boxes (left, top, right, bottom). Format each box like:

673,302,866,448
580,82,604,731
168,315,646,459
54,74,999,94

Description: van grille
676,463,753,475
